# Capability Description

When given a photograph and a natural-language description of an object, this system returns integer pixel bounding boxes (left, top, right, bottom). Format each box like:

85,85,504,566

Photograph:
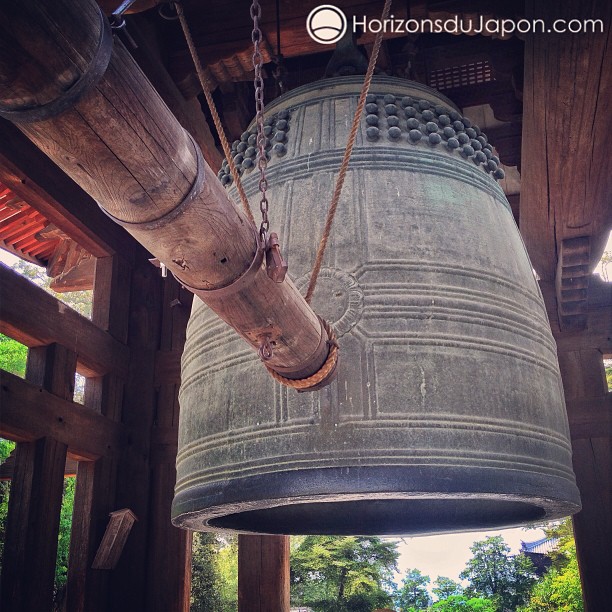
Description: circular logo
295,267,364,338
306,5,348,45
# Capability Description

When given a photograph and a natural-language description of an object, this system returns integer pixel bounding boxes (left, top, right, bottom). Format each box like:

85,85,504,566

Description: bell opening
207,498,547,536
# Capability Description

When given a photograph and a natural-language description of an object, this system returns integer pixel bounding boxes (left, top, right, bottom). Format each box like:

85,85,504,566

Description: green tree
433,576,462,600
53,477,76,607
519,519,583,612
460,536,536,611
0,334,28,377
0,438,16,568
291,536,398,612
395,568,431,611
432,594,496,612
191,532,223,611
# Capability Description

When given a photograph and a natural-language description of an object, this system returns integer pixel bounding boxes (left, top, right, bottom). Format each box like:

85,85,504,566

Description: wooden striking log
0,0,330,382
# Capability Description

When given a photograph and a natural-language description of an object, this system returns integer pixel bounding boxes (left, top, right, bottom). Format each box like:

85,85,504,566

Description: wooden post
66,255,129,612
145,276,193,612
540,278,612,612
558,348,612,611
238,535,290,612
0,0,331,383
1,344,76,611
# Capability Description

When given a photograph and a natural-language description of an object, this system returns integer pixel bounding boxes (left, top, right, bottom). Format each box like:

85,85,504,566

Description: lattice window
429,60,494,90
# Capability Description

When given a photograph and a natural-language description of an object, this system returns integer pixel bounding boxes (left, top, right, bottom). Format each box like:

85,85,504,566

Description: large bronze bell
171,76,581,535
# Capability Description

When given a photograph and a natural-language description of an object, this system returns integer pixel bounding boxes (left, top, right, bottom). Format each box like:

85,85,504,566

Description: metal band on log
0,0,330,382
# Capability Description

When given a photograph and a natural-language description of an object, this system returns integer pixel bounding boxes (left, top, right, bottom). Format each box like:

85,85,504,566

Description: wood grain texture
0,368,125,460
555,344,611,611
520,0,612,280
238,535,290,612
147,275,191,612
126,14,224,171
0,262,129,376
108,262,161,610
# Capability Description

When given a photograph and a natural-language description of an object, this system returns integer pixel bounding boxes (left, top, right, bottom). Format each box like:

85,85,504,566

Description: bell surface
172,76,581,535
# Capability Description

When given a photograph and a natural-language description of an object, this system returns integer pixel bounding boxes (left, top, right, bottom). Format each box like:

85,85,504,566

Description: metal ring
0,8,113,123
178,230,264,296
98,131,205,231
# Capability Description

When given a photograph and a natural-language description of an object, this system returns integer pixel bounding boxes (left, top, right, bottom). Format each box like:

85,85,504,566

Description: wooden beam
541,266,612,611
0,368,125,460
0,437,68,610
540,276,612,354
167,1,411,86
238,535,290,612
520,0,612,280
565,395,612,440
0,344,74,611
0,119,141,261
0,262,129,377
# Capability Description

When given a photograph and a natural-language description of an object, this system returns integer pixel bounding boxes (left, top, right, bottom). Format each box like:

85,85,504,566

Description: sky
389,524,545,591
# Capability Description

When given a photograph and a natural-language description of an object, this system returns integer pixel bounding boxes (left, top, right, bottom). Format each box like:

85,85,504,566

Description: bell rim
171,464,581,535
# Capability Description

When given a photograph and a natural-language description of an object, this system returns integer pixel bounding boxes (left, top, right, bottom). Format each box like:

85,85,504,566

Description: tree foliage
395,568,431,610
460,536,536,612
0,334,28,377
290,536,398,612
191,533,224,611
432,594,496,611
432,576,462,601
190,533,238,612
10,259,92,318
519,520,584,612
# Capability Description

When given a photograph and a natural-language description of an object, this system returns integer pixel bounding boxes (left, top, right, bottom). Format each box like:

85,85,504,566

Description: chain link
251,0,270,241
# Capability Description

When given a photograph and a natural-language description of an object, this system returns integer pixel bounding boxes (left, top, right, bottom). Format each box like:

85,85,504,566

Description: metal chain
251,0,270,241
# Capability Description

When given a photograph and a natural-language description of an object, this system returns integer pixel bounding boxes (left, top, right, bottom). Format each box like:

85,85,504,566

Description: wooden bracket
92,508,138,570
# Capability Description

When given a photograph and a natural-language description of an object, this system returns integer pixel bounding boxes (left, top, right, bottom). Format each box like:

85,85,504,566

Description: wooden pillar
1,344,76,611
108,260,162,610
558,348,612,611
66,255,129,612
145,276,193,612
540,277,612,612
238,535,290,612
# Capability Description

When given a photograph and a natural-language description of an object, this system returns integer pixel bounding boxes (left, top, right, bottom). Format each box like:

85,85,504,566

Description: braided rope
176,2,255,225
265,317,339,390
304,0,392,304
